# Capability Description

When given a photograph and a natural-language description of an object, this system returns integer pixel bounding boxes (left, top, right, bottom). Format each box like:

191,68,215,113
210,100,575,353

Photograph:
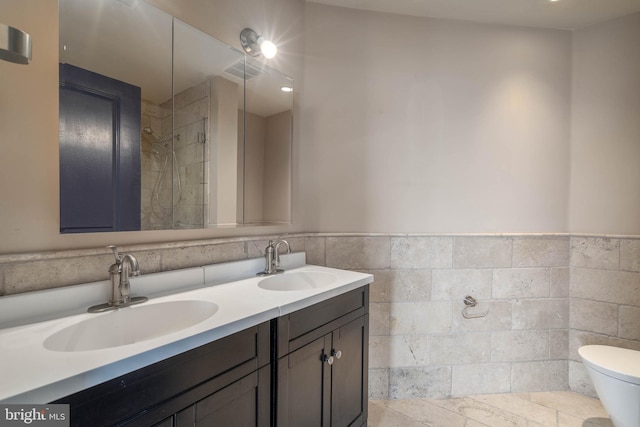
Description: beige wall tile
570,237,619,269
369,335,391,369
370,302,391,336
390,302,452,335
370,335,431,368
371,270,431,303
4,254,117,294
246,237,305,260
568,360,596,397
431,333,491,365
390,237,453,269
512,298,569,330
246,239,269,259
160,242,247,270
492,268,550,298
620,239,640,272
511,361,569,392
550,267,570,297
368,369,389,400
451,363,511,396
432,269,492,301
570,298,618,335
619,305,640,340
388,335,431,368
325,236,390,269
570,267,640,306
568,330,610,361
605,336,640,352
304,237,325,266
550,329,569,359
369,271,391,303
390,366,451,399
453,237,512,268
390,270,432,302
283,237,306,254
491,330,549,362
513,237,569,267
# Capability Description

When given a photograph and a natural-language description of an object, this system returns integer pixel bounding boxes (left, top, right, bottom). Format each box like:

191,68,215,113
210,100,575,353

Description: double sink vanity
0,248,372,426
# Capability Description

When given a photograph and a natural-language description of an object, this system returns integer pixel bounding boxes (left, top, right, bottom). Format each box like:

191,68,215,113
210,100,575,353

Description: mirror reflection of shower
142,127,182,224
140,111,207,230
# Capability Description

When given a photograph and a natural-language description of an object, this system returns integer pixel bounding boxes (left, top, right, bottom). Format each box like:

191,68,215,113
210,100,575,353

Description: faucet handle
108,245,122,263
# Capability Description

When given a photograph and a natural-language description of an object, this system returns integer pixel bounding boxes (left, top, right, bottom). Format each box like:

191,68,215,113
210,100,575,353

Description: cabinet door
331,316,368,427
192,368,267,427
277,335,332,427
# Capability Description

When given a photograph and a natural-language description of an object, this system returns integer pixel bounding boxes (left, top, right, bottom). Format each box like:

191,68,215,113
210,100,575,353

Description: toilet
579,345,640,427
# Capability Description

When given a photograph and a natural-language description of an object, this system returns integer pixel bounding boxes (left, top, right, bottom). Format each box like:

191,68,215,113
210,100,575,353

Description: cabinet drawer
277,286,369,357
54,321,270,427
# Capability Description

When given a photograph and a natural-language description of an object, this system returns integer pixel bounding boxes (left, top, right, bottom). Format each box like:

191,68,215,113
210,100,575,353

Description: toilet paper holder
462,295,489,319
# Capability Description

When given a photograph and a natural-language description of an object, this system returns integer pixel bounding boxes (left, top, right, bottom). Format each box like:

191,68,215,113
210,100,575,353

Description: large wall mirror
59,0,293,233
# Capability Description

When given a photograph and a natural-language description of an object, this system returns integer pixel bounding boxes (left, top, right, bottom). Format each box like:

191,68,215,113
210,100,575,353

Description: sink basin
258,271,338,291
44,300,218,352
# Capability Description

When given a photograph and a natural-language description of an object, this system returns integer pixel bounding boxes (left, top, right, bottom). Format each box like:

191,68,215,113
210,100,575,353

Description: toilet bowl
579,345,640,427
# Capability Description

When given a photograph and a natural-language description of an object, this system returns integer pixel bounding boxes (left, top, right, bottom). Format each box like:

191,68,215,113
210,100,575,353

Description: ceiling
306,0,640,30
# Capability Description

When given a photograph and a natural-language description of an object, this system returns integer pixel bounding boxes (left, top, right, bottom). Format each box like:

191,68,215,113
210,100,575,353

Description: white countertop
0,257,372,403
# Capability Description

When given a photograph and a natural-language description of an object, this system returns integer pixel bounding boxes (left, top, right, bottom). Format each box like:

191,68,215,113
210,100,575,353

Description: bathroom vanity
276,287,369,427
53,321,272,426
0,255,371,427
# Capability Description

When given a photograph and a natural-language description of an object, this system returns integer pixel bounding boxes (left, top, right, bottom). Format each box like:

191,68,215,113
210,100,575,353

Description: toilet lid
579,345,640,385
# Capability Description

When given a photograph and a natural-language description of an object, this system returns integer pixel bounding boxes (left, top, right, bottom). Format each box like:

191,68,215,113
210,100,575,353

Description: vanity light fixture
0,23,31,64
240,27,277,59
281,86,293,93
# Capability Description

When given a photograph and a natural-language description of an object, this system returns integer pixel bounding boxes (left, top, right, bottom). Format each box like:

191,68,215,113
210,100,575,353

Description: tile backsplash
1,233,638,400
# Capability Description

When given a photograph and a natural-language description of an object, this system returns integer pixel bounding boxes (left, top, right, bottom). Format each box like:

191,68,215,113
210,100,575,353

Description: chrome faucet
258,239,291,276
88,246,148,313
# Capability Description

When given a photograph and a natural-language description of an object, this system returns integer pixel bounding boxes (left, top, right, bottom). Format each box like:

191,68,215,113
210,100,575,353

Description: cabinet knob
323,354,334,365
331,349,342,360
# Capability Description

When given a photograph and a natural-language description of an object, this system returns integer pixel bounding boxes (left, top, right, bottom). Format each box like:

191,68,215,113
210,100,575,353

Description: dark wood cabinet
152,365,270,427
276,286,369,427
54,322,270,427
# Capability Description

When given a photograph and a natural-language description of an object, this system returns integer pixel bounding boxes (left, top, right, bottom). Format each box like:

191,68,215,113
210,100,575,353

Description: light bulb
259,39,277,59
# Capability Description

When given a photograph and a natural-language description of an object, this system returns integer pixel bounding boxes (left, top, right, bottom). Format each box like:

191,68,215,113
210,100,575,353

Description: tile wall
0,234,638,400
568,236,640,397
306,235,571,399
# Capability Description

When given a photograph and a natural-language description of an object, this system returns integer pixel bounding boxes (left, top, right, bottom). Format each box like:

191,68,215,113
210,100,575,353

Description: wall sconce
0,23,32,64
240,28,277,59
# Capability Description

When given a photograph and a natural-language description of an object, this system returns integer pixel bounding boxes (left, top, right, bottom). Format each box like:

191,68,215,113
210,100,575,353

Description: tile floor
369,391,613,426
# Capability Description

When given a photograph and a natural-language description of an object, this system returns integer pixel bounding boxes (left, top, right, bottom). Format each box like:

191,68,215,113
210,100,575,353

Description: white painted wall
569,12,640,235
300,4,572,233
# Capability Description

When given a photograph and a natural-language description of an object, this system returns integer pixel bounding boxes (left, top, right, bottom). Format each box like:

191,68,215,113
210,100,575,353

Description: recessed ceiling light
281,86,293,93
